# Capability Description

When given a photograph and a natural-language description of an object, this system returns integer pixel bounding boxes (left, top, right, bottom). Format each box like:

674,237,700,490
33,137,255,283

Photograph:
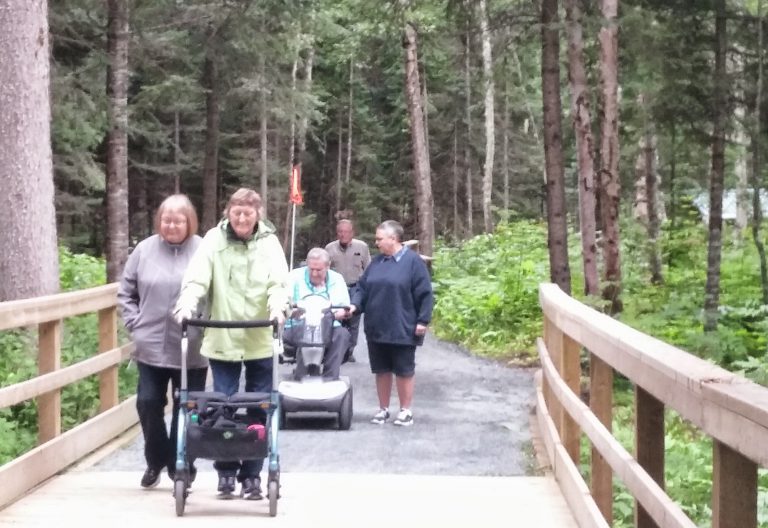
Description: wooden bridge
1,283,766,527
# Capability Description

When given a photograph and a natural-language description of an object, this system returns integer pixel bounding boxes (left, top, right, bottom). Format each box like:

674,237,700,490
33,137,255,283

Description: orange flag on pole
289,164,303,205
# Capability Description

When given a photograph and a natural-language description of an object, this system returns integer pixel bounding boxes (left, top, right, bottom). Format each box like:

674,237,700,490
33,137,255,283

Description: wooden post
635,386,664,528
542,316,561,437
98,307,119,412
712,441,757,528
590,353,613,524
559,333,581,463
37,320,62,444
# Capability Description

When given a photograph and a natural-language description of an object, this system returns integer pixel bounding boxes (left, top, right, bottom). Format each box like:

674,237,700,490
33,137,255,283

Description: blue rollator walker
174,318,282,517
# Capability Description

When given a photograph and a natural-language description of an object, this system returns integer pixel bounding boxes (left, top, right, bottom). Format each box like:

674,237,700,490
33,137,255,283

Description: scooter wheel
338,386,353,430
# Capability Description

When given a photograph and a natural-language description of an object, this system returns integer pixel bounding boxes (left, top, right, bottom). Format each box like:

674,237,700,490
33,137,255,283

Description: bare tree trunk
403,22,435,256
422,62,431,158
565,0,599,296
541,0,571,294
503,63,510,214
345,56,353,184
259,53,269,218
642,110,663,285
464,28,474,236
704,0,727,331
0,0,59,300
201,32,220,232
453,122,460,238
173,110,181,194
336,110,343,213
105,0,130,282
298,47,315,165
752,4,768,304
479,0,495,233
598,0,622,314
283,56,299,252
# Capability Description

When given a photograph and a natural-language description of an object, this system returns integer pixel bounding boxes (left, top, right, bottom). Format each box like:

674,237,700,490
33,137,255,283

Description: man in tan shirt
325,219,371,362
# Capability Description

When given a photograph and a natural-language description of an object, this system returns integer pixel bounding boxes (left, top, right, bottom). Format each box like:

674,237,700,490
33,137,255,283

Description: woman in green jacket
175,188,288,500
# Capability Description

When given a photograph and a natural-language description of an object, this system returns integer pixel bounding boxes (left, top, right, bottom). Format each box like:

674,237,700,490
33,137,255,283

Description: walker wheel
174,479,186,516
268,480,279,517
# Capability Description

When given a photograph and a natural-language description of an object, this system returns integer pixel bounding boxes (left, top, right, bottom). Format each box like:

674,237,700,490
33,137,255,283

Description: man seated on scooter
287,247,351,380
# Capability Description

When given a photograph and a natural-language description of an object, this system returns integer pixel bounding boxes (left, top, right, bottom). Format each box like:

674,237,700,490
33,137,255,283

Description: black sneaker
140,467,161,489
217,476,236,499
241,477,263,500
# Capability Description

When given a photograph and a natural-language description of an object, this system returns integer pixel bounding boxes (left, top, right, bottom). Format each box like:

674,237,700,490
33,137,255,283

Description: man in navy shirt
349,220,433,427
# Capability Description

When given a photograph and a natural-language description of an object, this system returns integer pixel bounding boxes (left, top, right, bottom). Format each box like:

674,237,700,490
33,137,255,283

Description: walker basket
186,414,267,461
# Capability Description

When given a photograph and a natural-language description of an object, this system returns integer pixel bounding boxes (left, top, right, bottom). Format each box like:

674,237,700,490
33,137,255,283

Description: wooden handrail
0,283,138,509
538,282,766,528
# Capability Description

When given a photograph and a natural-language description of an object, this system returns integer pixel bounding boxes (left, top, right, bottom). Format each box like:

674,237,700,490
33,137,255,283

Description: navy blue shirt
351,247,434,346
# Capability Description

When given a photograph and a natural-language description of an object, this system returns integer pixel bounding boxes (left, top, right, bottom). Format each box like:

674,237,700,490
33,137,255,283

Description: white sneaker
370,408,390,424
393,408,413,427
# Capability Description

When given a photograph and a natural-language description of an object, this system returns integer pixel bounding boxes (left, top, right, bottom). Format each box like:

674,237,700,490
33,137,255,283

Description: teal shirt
287,267,350,327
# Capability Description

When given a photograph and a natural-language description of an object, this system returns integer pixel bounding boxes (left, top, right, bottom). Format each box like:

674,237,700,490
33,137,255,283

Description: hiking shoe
370,407,390,424
217,476,236,499
393,408,414,427
241,478,263,500
140,467,161,489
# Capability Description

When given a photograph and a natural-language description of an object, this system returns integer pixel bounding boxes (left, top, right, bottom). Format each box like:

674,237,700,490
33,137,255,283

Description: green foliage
0,248,137,465
431,221,548,360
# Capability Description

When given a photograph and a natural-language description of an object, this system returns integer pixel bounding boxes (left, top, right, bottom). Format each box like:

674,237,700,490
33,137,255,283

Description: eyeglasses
161,217,188,226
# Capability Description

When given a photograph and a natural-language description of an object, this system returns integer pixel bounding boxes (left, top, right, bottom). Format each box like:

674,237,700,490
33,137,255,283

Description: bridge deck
0,471,576,527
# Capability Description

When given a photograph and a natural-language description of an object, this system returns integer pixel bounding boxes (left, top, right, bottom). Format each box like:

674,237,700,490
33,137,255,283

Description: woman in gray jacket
118,194,208,489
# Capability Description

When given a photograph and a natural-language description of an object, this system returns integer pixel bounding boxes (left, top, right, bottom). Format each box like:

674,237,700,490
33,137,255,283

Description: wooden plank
590,353,613,524
538,338,696,528
539,283,768,467
0,396,138,509
98,307,119,412
535,370,609,528
0,472,578,528
37,321,61,444
712,440,757,528
0,344,132,409
0,284,118,330
636,386,665,528
560,333,581,464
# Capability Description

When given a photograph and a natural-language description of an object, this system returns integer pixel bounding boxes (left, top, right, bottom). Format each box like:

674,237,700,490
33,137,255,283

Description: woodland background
2,1,768,526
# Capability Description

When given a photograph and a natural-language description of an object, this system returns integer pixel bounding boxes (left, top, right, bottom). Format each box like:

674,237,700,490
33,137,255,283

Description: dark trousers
343,285,361,359
208,357,272,481
136,362,208,472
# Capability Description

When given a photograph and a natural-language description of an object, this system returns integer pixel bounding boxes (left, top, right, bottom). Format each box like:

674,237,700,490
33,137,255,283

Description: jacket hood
217,218,277,241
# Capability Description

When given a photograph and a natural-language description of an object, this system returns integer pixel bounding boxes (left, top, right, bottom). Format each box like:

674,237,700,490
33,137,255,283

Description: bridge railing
0,284,137,508
537,282,768,528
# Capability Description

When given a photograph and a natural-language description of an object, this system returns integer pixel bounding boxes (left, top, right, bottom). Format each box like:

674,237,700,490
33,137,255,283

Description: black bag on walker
186,407,267,461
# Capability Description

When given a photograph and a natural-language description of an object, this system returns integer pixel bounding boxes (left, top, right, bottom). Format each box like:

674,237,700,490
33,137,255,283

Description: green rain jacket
175,218,289,361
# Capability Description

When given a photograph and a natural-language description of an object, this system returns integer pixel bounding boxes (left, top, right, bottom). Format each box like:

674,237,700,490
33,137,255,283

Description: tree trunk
336,110,343,214
259,53,269,218
345,56,353,185
704,0,727,331
453,122,460,238
565,0,599,296
403,22,434,256
598,0,622,314
643,125,663,285
105,0,130,283
201,33,220,232
541,0,571,295
479,0,495,233
0,0,59,300
464,27,474,237
503,62,510,214
752,4,768,304
173,110,181,194
283,56,299,253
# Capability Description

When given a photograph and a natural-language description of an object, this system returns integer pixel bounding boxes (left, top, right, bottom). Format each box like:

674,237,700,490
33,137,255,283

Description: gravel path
94,328,537,477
